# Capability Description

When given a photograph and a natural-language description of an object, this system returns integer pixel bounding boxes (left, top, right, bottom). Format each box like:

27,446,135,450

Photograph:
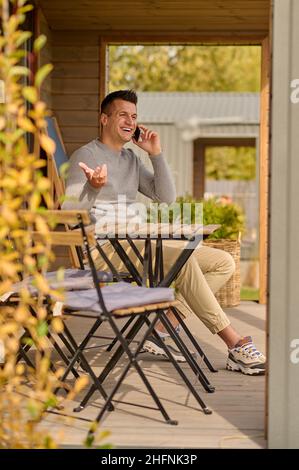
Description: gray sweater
62,139,176,220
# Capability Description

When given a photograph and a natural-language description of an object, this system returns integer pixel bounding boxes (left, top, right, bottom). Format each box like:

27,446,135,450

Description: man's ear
100,113,108,127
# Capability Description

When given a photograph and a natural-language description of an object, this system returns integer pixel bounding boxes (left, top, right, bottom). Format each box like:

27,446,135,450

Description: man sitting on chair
62,89,266,376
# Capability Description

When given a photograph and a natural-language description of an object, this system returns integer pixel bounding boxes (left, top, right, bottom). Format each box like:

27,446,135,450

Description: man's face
101,99,137,145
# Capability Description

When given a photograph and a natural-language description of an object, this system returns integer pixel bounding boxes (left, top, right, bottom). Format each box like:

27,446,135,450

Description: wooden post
259,35,270,305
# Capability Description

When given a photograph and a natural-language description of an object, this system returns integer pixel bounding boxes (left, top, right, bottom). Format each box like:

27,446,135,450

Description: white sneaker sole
226,357,265,376
143,341,186,363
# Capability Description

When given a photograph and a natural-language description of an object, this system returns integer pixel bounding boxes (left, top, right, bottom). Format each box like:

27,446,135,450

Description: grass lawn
241,286,259,301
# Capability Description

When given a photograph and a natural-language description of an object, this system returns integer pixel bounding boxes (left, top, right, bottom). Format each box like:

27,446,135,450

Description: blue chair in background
45,116,69,209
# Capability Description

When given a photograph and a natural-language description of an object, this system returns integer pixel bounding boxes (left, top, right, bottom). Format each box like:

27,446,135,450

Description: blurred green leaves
109,45,261,93
176,195,245,240
206,147,256,181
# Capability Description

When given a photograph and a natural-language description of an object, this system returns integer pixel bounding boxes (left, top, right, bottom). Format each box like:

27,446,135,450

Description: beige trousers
94,240,234,334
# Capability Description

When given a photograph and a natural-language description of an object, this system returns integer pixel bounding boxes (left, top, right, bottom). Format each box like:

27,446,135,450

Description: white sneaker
226,336,266,375
142,335,187,362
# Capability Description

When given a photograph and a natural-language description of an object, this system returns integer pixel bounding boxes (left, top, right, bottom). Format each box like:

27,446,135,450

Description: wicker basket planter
203,238,241,307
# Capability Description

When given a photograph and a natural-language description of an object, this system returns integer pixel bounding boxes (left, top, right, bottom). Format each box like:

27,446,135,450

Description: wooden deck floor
39,301,266,449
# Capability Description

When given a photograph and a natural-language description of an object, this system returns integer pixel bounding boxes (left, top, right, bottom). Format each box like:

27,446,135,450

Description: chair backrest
19,209,94,247
19,209,91,226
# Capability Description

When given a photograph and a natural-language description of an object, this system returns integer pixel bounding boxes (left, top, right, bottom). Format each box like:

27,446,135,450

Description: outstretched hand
79,162,108,189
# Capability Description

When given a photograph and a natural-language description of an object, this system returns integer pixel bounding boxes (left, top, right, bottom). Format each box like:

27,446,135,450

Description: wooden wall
51,32,100,156
37,19,101,266
259,37,270,305
39,9,52,108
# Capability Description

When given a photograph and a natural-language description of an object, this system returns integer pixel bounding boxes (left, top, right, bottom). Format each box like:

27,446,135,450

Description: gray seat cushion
63,282,174,314
2,268,113,300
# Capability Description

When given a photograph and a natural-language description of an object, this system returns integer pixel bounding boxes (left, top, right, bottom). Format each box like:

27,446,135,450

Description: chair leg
158,313,216,392
58,320,102,381
47,332,80,379
144,313,212,415
16,329,34,367
54,320,111,407
90,353,177,428
171,306,218,373
89,313,178,430
110,239,143,285
17,345,35,369
105,316,135,352
143,313,214,393
74,315,146,411
17,328,58,374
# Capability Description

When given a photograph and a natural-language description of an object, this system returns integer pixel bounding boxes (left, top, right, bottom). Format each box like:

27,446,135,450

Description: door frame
98,33,270,306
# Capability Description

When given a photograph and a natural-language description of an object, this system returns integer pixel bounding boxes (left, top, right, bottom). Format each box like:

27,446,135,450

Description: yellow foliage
34,101,47,116
17,116,35,133
7,198,24,210
51,317,64,334
37,177,51,192
16,364,25,376
39,133,56,155
0,322,19,335
0,1,108,449
22,86,38,104
23,254,36,269
17,168,32,186
0,260,19,277
35,215,50,235
5,337,20,354
66,376,89,401
0,116,6,130
29,191,41,210
14,305,29,322
1,206,19,225
33,273,50,294
37,307,47,320
0,280,13,296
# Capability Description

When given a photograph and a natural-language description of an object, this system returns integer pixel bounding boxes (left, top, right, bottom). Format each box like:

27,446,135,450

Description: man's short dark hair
100,89,138,114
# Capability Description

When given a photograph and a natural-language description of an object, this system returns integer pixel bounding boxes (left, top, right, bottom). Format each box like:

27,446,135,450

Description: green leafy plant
176,195,245,240
202,196,245,239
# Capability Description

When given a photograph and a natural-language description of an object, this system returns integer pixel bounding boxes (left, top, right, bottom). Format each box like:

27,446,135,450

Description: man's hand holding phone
133,126,141,141
132,124,162,157
79,162,107,189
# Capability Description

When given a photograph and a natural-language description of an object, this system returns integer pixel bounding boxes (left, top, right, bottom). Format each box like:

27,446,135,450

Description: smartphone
133,126,141,141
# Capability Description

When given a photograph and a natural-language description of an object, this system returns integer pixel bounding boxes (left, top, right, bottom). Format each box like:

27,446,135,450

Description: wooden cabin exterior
32,0,299,448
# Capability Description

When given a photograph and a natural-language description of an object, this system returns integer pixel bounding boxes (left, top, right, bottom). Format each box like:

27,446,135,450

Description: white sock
155,329,169,338
156,325,180,338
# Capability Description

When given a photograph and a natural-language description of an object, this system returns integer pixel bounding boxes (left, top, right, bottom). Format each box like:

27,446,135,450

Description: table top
95,223,221,240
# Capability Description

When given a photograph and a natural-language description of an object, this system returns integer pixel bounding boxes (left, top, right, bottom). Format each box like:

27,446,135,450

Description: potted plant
176,195,246,307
